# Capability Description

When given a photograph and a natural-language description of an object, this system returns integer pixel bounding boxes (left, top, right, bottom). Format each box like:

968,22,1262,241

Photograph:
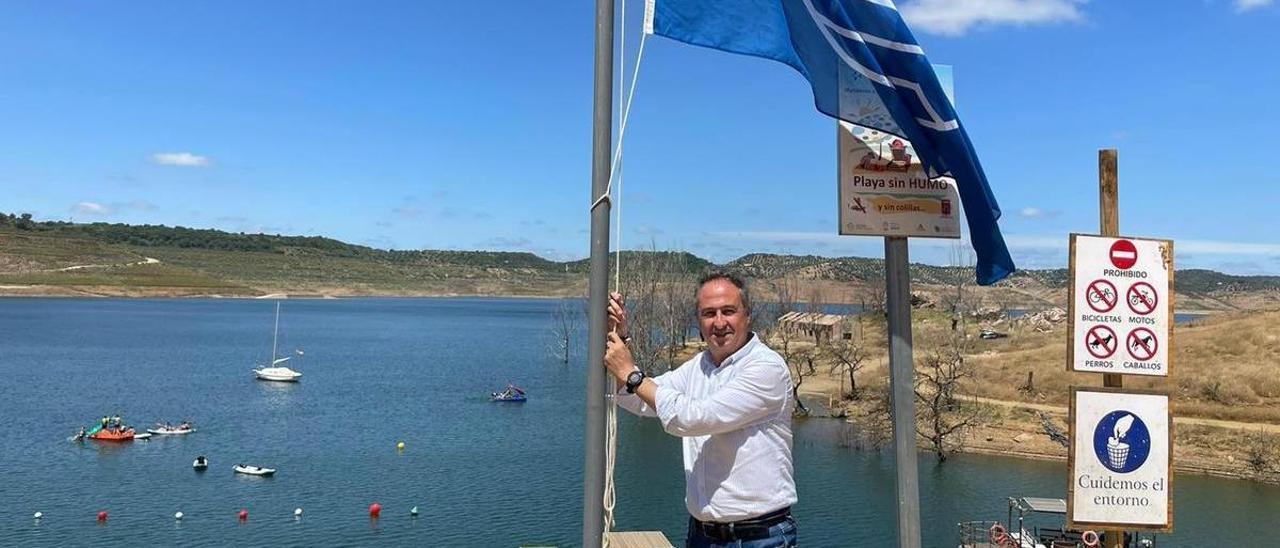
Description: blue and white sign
1069,389,1172,531
1093,410,1151,473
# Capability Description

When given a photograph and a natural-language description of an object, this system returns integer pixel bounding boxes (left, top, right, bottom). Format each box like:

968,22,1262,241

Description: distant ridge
1,215,1278,302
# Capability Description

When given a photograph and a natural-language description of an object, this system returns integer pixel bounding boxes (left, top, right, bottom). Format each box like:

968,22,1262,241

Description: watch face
626,371,644,392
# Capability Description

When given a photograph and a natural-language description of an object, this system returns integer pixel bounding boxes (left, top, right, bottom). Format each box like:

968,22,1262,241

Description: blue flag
647,0,1016,285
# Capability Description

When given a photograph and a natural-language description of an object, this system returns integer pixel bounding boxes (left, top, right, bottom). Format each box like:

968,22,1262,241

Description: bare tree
658,252,696,364
862,266,887,313
548,297,580,364
826,321,868,400
786,344,815,417
617,245,698,376
911,244,986,461
1245,429,1280,480
941,242,982,333
914,347,979,461
764,298,813,418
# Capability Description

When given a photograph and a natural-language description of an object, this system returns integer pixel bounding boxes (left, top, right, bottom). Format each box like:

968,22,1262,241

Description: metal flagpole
885,236,922,548
582,0,614,545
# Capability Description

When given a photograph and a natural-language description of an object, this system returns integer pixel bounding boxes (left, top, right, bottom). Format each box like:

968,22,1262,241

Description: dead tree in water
548,297,580,364
915,348,978,461
915,245,983,461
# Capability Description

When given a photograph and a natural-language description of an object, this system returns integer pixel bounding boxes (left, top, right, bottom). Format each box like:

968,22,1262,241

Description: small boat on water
89,427,136,442
134,432,152,440
491,384,527,402
958,496,1159,547
253,302,303,382
148,422,196,435
254,360,302,382
193,456,209,471
234,464,275,477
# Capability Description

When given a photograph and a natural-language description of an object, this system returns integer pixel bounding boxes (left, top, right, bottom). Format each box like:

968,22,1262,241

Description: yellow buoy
397,441,405,451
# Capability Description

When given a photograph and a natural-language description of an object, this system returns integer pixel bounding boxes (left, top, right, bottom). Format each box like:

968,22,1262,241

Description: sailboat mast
272,302,280,362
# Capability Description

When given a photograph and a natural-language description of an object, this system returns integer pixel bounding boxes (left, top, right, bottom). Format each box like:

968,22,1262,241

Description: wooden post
1098,148,1124,548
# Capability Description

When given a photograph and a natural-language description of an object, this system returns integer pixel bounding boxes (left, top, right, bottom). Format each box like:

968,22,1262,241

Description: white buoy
33,511,43,520
294,508,303,517
410,506,419,516
175,512,184,520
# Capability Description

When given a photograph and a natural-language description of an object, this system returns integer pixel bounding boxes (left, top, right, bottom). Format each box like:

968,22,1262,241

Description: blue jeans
686,515,798,548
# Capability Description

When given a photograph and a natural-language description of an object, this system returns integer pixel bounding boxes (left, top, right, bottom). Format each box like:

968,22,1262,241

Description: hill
1,216,1277,309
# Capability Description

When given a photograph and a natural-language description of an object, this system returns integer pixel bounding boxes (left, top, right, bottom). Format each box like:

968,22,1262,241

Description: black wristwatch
624,370,646,394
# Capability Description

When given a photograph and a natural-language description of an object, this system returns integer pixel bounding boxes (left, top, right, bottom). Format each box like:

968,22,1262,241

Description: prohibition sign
1127,281,1158,315
1110,239,1138,269
1127,327,1158,361
1085,325,1118,359
1086,279,1118,313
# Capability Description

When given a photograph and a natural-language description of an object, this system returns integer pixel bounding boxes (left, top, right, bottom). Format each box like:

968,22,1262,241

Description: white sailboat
253,302,302,382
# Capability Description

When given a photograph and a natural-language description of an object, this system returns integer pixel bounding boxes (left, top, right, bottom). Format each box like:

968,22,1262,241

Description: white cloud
1235,0,1273,12
151,152,211,167
1020,207,1045,218
72,202,114,216
899,0,1086,36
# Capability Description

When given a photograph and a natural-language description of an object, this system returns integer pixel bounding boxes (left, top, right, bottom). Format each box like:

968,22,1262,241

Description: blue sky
2,1,1279,274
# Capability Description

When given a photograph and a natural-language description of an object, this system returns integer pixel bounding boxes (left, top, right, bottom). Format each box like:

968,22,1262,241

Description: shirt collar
705,332,758,369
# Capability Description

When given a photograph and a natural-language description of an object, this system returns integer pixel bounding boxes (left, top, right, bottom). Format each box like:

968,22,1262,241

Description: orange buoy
238,509,249,521
97,511,108,522
368,503,382,518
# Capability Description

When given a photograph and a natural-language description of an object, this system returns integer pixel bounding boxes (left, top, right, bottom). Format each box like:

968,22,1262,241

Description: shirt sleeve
614,383,658,417
614,367,680,418
655,354,790,437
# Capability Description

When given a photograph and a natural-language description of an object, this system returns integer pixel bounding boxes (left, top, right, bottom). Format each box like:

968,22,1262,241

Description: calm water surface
0,298,1274,547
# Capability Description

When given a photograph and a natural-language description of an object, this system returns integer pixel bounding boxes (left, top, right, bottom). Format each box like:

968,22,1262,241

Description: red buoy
97,511,108,522
368,503,382,518
238,509,249,521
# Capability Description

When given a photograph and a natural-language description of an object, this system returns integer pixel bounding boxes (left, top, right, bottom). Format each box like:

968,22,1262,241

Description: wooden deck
604,531,674,548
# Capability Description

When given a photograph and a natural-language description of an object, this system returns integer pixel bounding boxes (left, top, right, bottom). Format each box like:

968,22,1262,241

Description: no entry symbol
1110,239,1138,270
1127,328,1158,361
1086,279,1118,313
1127,282,1158,315
1086,325,1118,359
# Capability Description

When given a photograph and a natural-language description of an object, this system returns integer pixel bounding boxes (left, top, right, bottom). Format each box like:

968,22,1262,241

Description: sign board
1068,234,1174,376
836,64,960,239
837,124,962,238
1068,387,1172,532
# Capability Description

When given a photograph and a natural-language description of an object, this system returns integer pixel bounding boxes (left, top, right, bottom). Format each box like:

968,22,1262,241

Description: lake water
0,298,1274,547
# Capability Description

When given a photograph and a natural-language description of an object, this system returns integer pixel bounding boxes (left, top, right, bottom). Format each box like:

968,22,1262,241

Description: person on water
101,416,109,428
606,271,797,547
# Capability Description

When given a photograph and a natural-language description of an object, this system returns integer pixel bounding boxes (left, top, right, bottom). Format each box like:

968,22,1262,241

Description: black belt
691,507,791,542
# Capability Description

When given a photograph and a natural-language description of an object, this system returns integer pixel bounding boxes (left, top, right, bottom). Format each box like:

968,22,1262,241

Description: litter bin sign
1068,388,1172,532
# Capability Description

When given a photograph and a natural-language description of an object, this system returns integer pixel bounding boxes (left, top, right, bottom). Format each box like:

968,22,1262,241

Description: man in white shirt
605,271,797,547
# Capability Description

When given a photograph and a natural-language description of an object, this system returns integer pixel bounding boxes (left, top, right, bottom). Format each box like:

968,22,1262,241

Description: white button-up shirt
616,333,796,522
